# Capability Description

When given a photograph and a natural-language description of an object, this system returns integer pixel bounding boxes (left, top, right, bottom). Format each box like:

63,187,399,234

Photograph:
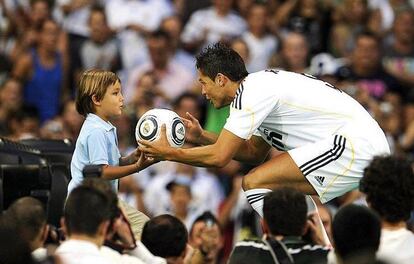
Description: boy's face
99,81,124,120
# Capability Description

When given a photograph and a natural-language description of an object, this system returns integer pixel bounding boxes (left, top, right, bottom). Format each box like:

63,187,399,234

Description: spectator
0,217,37,264
181,0,247,53
188,212,224,264
331,204,381,264
79,5,121,73
144,161,224,221
166,177,194,228
335,31,404,100
6,104,40,140
383,9,414,90
0,77,22,136
241,2,278,72
3,197,50,262
12,19,68,124
160,15,196,74
141,214,189,263
80,178,166,264
269,32,310,73
274,0,330,55
105,0,173,70
228,187,330,264
329,0,371,57
56,185,114,264
125,30,194,103
360,155,414,264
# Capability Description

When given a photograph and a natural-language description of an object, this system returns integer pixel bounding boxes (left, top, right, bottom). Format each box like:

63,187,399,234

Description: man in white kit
139,43,390,218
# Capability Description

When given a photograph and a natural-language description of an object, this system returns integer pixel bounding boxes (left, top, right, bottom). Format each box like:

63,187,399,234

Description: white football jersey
224,70,382,151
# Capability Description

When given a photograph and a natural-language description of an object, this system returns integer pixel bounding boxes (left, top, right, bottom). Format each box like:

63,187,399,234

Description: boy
69,69,155,194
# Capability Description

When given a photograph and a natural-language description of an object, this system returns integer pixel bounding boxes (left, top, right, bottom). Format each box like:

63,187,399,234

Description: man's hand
138,124,174,161
182,112,203,144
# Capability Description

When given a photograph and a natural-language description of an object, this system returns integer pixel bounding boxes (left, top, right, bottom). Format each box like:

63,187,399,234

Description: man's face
353,36,380,69
197,70,226,109
148,37,169,69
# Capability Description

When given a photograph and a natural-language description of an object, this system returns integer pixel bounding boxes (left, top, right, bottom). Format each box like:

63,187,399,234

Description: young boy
69,69,155,194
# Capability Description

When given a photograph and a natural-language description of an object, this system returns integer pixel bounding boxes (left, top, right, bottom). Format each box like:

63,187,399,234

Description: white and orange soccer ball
135,108,186,148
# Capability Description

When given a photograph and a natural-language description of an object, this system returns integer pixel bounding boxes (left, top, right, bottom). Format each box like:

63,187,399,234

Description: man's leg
242,152,316,218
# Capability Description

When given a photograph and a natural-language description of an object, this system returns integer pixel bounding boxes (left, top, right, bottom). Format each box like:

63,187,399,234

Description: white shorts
288,131,390,203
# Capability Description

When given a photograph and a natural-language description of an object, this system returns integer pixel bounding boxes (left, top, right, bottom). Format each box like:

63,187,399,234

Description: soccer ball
135,108,186,148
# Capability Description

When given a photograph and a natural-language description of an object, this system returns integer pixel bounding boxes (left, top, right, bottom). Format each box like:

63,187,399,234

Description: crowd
0,0,414,263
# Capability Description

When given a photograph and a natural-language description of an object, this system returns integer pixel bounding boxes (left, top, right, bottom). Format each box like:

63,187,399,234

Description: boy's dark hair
263,187,307,236
196,42,248,82
141,214,188,258
64,186,112,237
332,204,381,261
360,155,414,223
5,197,46,244
76,69,120,116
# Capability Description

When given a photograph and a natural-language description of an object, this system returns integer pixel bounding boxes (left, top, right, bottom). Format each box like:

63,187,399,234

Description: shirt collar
86,113,115,132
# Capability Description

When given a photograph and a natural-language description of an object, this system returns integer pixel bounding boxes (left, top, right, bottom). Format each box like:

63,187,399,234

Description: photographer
56,178,166,264
228,187,330,264
3,197,51,262
188,212,223,264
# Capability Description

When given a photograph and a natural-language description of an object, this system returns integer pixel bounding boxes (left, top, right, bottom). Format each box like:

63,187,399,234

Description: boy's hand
135,150,158,171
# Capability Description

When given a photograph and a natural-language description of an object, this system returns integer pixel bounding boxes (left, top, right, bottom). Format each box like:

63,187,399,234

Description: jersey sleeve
224,74,279,140
86,129,109,165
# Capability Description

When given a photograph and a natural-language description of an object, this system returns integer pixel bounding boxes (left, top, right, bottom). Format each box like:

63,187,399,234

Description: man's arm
183,113,271,164
140,127,244,167
140,126,271,167
234,135,271,165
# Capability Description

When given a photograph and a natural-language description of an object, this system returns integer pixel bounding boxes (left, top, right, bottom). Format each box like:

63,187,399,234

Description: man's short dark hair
5,197,46,244
64,186,112,237
196,42,249,82
141,214,188,258
263,187,307,236
81,178,120,221
332,204,381,261
360,155,414,223
0,217,36,264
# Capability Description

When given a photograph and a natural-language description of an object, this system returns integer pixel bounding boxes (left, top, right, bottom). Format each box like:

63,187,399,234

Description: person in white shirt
56,185,114,264
125,30,194,103
241,2,278,72
56,183,166,264
360,155,414,264
138,42,390,219
144,163,224,220
181,0,247,53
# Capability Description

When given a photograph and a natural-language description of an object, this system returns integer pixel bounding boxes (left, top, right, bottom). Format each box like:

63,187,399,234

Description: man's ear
215,73,226,86
91,94,101,106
